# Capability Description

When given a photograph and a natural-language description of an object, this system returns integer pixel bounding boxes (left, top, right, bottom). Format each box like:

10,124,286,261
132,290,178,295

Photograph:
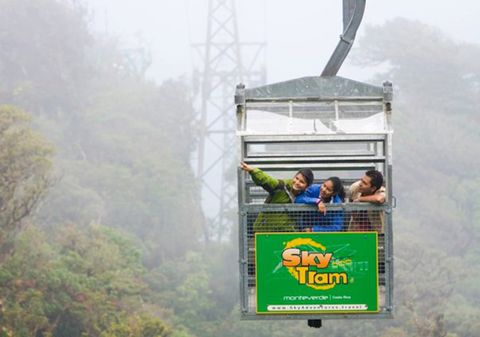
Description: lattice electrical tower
192,0,266,242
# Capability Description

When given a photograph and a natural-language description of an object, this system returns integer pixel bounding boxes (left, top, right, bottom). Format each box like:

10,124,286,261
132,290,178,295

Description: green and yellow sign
255,232,378,314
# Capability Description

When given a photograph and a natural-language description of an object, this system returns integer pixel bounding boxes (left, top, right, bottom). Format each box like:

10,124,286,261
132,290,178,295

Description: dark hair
325,176,345,201
296,168,314,186
365,170,384,190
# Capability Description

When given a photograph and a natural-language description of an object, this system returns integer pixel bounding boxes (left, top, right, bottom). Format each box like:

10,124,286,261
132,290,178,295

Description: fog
83,0,480,225
1,1,479,336
87,0,480,83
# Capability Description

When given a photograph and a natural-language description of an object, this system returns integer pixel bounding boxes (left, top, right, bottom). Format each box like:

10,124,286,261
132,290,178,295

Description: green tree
0,0,93,117
1,1,196,336
0,224,173,337
100,314,171,337
0,0,202,265
36,77,203,265
0,105,53,253
350,18,480,336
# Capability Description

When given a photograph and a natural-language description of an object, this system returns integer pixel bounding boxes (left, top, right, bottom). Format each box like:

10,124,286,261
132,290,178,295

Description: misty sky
86,0,480,84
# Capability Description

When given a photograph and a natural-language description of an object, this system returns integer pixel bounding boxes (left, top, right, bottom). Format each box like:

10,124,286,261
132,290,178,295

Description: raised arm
240,162,280,192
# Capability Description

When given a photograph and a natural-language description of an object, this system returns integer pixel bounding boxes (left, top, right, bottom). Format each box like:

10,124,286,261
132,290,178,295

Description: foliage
146,17,480,337
0,0,202,265
2,0,479,336
35,75,203,266
100,314,171,337
1,1,197,335
0,0,93,116
350,18,480,336
0,105,53,251
0,224,170,337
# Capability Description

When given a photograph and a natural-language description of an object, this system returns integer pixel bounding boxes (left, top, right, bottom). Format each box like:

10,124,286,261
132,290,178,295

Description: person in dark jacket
240,162,313,232
295,176,345,232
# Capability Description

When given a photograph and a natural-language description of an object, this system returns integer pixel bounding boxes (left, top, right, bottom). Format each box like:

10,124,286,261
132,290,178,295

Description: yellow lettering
282,248,301,267
282,241,348,290
299,251,333,268
329,273,348,284
296,267,308,283
293,269,348,286
316,253,332,268
301,251,316,266
314,273,329,284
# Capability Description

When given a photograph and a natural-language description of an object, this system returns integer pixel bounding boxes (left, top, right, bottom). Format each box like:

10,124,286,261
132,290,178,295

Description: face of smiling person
292,173,308,191
320,180,334,199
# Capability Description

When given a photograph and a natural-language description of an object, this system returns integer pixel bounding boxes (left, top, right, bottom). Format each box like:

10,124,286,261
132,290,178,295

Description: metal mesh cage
236,78,393,320
240,204,391,317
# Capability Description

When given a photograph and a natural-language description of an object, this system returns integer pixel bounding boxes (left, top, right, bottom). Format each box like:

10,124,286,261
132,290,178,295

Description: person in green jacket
240,162,314,232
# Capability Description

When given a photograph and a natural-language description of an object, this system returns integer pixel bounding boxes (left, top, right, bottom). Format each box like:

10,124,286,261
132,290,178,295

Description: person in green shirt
240,162,313,232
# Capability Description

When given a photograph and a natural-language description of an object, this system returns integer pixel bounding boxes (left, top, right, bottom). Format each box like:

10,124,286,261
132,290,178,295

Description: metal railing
238,203,393,320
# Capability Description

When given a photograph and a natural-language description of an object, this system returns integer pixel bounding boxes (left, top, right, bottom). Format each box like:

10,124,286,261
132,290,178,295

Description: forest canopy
0,1,479,336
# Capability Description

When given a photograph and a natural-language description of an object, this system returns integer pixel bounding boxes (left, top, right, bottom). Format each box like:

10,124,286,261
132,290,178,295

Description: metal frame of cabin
236,76,394,320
